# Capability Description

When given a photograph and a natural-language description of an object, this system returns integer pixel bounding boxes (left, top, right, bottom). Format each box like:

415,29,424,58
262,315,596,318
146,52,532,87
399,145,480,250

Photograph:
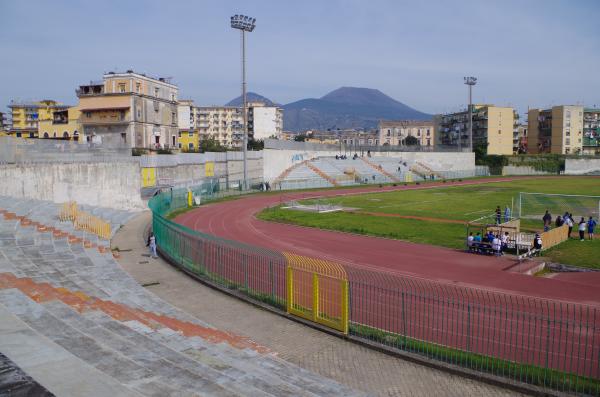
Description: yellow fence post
312,273,319,322
286,266,293,314
187,189,193,208
341,280,349,335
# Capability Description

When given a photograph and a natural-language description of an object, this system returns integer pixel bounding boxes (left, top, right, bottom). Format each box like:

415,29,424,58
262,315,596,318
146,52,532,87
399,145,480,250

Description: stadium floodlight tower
464,76,477,152
231,14,256,190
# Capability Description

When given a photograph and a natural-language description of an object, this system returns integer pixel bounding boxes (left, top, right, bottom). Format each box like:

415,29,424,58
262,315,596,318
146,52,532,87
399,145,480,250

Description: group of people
260,181,272,191
467,230,510,256
494,205,511,224
542,210,596,241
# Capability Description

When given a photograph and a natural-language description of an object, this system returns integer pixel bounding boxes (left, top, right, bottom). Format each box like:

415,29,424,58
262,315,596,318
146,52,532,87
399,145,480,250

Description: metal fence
264,138,466,153
149,185,600,396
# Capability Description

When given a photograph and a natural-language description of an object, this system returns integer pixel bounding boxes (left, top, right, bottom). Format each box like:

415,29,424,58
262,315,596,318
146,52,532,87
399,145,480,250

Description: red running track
176,177,600,307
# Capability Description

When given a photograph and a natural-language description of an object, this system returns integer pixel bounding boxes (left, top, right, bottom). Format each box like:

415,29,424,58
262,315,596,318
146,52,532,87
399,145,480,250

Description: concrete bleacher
0,198,364,396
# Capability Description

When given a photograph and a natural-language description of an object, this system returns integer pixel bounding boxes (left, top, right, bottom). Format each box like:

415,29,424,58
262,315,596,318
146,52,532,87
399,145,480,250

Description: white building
248,102,283,141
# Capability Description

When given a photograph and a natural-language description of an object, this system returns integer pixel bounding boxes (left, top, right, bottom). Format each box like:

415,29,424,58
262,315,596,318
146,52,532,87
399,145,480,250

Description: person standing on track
587,216,596,240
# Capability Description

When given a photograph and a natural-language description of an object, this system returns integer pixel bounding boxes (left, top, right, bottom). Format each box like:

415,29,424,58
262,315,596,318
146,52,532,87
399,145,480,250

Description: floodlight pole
231,14,256,190
464,76,477,153
241,29,248,190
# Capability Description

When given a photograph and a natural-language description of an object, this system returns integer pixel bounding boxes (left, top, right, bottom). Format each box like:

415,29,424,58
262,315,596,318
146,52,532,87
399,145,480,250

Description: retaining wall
501,166,554,176
0,162,144,210
565,158,600,175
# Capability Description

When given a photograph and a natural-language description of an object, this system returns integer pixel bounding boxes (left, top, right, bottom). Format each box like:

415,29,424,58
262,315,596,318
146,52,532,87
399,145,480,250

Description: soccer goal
518,192,600,222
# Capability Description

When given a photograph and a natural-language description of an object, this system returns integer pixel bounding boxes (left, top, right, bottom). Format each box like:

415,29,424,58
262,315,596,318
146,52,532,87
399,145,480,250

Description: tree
405,135,419,146
294,134,308,142
199,137,227,153
247,139,264,150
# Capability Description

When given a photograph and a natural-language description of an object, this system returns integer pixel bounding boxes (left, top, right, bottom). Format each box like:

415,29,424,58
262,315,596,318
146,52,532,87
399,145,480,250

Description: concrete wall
565,158,600,175
0,162,144,210
501,166,553,176
263,149,475,181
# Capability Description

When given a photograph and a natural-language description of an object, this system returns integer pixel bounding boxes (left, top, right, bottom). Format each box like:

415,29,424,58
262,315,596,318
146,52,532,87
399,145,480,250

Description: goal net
519,192,600,223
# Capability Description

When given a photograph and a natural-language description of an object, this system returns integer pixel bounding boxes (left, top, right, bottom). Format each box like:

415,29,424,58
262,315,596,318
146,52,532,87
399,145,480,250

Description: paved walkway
113,211,525,397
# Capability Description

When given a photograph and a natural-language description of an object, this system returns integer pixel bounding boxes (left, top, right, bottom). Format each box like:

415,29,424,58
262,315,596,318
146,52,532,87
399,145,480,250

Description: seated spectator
467,232,474,248
474,232,482,243
533,233,543,250
501,232,509,252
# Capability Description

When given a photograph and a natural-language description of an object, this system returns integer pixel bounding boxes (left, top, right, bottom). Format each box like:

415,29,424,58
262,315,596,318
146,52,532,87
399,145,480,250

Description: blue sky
1,0,599,117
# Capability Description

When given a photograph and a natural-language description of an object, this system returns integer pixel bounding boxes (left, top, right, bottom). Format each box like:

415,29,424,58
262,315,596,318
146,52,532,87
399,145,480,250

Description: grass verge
350,323,600,395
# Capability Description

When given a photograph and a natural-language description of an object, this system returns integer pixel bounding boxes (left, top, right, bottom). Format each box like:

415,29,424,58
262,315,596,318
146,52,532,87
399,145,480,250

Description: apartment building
378,120,434,147
77,71,178,148
195,106,243,147
514,124,527,154
434,105,515,155
176,101,283,149
38,105,82,141
583,108,600,155
527,105,584,154
0,111,7,134
8,100,68,138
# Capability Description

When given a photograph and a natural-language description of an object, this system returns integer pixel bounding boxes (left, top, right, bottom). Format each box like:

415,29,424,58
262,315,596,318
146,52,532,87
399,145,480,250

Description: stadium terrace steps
305,161,340,186
272,159,309,186
0,198,365,396
359,157,401,183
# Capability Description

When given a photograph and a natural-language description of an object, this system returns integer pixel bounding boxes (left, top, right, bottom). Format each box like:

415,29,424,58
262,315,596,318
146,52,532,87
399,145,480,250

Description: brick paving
114,211,527,397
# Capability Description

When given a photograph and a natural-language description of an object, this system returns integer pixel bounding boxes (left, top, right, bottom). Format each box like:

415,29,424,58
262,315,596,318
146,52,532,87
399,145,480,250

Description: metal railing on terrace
264,138,467,153
149,183,600,396
0,136,134,164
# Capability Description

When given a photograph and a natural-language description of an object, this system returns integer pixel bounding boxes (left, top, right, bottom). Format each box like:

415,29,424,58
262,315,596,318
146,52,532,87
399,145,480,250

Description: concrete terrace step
0,281,364,397
0,302,144,397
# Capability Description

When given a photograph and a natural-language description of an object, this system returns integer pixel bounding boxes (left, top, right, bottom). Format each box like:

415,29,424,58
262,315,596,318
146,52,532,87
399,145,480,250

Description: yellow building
178,129,200,151
435,105,515,155
528,106,584,154
8,100,68,138
38,105,83,141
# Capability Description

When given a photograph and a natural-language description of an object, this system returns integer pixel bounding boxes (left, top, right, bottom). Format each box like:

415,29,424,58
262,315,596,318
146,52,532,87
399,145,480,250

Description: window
172,135,176,147
188,131,194,137
63,131,69,138
178,143,182,148
171,93,175,101
43,132,49,138
566,138,571,145
29,132,34,138
188,143,194,150
566,111,571,119
178,131,182,138
154,87,159,97
426,129,430,136
16,132,21,137
498,129,501,134
566,130,570,136
387,129,391,136
171,112,176,124
135,82,141,93
565,148,570,154
85,112,92,118
118,83,126,93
